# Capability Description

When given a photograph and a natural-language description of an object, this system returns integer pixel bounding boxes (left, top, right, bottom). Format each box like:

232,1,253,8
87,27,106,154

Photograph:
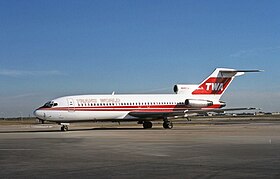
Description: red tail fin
191,68,261,97
192,77,232,95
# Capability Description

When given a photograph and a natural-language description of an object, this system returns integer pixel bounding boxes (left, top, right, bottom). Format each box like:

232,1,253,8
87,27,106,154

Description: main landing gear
139,120,173,129
163,120,173,129
60,123,69,131
143,121,153,129
37,119,45,124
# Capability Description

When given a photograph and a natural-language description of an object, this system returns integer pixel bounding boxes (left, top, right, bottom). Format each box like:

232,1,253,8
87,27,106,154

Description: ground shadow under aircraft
0,127,167,133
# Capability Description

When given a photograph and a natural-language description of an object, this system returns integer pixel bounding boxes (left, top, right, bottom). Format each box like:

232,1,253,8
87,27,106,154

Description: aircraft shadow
0,127,163,133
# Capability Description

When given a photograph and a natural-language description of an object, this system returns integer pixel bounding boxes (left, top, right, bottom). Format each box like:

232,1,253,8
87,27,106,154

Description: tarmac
1,120,280,178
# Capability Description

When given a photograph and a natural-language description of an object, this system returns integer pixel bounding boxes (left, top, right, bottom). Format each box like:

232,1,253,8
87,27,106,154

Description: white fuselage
34,68,260,124
33,68,261,130
34,93,222,123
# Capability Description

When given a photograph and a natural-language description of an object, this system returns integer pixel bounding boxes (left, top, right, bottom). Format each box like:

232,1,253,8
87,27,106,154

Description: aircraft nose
33,109,45,120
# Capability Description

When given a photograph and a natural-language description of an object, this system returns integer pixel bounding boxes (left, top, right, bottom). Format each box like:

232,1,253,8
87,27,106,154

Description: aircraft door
67,98,75,112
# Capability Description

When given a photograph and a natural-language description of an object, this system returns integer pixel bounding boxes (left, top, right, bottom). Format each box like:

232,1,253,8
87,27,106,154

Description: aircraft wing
129,111,186,118
129,108,258,118
184,107,258,114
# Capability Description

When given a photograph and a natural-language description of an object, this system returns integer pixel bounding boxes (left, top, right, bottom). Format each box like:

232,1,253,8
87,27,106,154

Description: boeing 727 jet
34,68,261,131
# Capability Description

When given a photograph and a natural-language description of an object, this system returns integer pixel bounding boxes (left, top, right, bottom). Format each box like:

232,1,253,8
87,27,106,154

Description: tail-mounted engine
173,84,198,94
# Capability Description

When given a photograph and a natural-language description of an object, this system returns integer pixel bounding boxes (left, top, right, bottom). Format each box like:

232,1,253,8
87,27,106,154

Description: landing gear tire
61,125,68,131
163,121,173,129
143,121,153,129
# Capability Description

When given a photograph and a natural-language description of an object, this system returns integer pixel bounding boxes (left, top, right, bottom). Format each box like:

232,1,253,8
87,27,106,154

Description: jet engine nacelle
173,84,198,94
185,99,213,108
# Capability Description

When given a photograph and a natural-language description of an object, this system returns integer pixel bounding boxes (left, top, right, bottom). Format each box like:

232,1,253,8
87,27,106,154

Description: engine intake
185,99,213,108
174,84,198,94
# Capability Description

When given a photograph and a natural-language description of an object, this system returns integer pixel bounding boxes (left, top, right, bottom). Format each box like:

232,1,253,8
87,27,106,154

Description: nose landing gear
60,123,70,131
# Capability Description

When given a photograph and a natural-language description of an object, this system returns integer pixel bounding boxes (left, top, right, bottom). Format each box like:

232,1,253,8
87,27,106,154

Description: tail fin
192,68,261,97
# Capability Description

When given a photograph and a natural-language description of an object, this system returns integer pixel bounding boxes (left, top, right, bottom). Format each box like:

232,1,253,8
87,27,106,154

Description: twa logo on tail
192,77,232,95
206,82,223,91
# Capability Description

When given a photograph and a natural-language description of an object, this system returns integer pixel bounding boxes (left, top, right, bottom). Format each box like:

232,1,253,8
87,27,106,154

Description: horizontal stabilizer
220,69,263,73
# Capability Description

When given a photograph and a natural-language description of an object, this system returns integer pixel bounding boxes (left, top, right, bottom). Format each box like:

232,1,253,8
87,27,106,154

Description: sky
0,0,280,117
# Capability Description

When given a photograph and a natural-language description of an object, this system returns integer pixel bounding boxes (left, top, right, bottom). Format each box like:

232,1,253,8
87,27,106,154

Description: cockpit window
42,101,58,108
43,101,52,108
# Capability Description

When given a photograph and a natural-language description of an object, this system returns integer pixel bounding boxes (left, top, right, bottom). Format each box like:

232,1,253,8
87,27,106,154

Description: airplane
34,68,261,131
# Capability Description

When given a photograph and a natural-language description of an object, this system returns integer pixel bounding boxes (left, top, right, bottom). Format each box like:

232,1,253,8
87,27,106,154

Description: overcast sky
0,0,280,117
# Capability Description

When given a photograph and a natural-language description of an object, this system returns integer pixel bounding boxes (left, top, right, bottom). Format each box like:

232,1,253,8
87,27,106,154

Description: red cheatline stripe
38,104,222,111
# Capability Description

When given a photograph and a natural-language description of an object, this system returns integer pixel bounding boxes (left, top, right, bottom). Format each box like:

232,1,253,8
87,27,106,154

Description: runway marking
137,152,169,157
148,153,169,157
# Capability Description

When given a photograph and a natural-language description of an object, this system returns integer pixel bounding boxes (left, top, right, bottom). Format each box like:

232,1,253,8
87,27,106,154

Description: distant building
255,112,265,116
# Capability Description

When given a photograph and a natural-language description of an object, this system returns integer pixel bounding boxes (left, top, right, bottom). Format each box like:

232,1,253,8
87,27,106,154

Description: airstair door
67,98,75,112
